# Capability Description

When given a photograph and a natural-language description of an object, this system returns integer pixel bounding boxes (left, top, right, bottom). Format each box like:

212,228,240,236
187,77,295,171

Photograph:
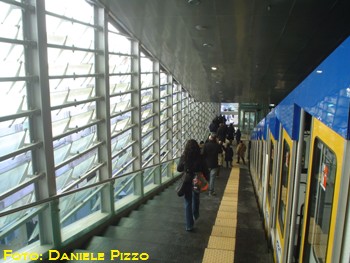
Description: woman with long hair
177,139,208,231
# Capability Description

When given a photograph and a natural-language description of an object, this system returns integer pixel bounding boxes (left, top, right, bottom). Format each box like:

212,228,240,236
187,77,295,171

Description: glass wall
0,0,218,257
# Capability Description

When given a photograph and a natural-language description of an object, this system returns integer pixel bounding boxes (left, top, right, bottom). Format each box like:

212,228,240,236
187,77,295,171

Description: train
249,36,350,263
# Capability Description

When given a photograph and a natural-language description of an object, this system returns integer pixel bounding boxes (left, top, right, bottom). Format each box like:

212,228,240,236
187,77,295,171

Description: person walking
235,128,241,145
224,142,234,168
236,140,247,164
177,139,208,231
216,122,227,143
203,135,222,196
227,123,235,143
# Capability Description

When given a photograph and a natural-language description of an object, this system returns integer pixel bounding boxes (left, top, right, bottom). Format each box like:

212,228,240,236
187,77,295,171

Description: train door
299,118,348,262
264,133,277,239
257,139,265,208
275,128,297,263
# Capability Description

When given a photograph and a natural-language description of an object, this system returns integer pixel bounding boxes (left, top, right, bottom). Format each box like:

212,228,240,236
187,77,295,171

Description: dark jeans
184,183,200,230
237,155,245,164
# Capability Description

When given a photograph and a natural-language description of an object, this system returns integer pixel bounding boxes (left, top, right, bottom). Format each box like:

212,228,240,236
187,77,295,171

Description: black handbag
175,172,191,197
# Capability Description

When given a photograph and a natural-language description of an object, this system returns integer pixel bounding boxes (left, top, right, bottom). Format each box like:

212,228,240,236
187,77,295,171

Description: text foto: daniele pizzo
3,249,150,261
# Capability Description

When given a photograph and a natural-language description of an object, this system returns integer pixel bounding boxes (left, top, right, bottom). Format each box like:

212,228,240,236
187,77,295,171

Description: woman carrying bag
177,139,208,231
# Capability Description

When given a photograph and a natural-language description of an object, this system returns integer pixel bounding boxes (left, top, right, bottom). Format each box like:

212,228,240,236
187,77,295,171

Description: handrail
0,159,180,218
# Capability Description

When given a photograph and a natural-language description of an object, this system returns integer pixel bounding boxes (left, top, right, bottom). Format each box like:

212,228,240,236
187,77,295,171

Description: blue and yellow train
250,36,350,263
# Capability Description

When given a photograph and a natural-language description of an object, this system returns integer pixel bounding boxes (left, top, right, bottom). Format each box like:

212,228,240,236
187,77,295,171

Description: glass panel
50,86,95,107
50,77,95,92
45,0,94,23
110,94,131,114
51,106,96,137
303,138,336,263
160,122,168,135
141,106,153,120
108,30,131,55
47,48,94,76
141,119,154,135
110,75,131,94
142,147,154,165
160,73,168,85
0,209,40,254
109,55,131,74
141,73,153,88
59,178,102,229
160,110,169,123
160,88,168,98
114,173,136,202
160,133,168,148
110,113,131,135
53,128,97,166
0,2,23,40
0,43,25,77
140,57,153,72
0,162,30,194
278,140,290,236
161,99,169,111
142,133,153,149
143,167,157,190
0,81,27,117
141,89,153,105
46,16,94,49
111,130,132,156
161,162,174,182
0,129,30,157
112,148,132,175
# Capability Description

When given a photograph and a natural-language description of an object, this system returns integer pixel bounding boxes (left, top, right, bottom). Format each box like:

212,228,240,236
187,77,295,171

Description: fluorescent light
195,25,207,31
203,43,212,48
188,0,201,5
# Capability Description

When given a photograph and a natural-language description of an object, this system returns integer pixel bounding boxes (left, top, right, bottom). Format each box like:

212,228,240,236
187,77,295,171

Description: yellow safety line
202,166,240,263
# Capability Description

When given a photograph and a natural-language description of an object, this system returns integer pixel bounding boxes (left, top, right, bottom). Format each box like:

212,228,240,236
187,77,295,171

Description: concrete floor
66,164,273,263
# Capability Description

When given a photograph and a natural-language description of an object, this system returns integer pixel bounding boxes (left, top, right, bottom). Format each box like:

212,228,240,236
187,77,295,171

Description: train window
278,140,290,236
267,140,274,203
303,138,336,263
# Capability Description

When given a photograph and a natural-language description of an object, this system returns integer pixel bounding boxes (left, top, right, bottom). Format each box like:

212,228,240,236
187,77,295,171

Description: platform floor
67,163,273,263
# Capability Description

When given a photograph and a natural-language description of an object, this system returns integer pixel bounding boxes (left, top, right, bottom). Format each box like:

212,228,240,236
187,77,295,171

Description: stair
65,171,231,263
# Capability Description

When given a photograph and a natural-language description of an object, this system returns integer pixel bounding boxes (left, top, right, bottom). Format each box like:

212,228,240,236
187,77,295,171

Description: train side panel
299,118,347,262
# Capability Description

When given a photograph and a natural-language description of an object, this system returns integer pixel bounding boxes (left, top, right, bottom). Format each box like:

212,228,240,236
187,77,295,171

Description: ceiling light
316,70,323,74
188,0,201,5
195,25,208,31
202,43,212,48
211,66,217,71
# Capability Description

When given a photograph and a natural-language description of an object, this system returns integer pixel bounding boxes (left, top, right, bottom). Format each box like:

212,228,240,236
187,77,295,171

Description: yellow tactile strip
208,235,236,250
215,217,237,228
202,167,239,263
218,205,237,212
211,225,236,238
202,248,235,263
217,210,237,219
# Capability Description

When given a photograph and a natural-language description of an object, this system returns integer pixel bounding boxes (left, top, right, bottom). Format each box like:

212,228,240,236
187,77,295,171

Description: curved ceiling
100,0,350,105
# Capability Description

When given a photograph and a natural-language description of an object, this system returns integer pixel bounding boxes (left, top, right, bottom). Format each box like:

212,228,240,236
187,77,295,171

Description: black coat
177,154,209,181
203,141,222,169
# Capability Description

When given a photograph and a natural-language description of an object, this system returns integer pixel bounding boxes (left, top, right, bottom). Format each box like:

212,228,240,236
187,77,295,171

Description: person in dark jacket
216,122,227,143
235,128,241,145
224,142,234,168
177,139,208,231
227,123,235,143
202,135,222,196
